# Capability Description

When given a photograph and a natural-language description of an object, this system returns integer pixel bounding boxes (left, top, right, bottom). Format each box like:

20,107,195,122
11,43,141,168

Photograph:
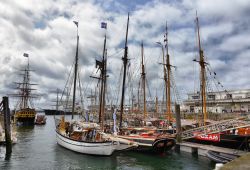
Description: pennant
96,60,103,69
101,22,107,29
73,21,78,27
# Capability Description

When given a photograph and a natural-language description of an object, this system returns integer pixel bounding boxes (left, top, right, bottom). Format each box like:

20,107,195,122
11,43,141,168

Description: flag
96,59,103,69
101,22,107,29
73,21,78,27
23,53,29,57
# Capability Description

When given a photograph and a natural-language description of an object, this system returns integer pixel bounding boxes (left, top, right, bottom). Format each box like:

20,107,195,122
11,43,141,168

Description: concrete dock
177,142,246,157
221,153,250,170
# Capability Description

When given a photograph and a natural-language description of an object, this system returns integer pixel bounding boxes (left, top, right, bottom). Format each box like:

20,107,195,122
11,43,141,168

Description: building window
226,94,232,99
190,106,194,112
208,94,215,100
246,93,250,98
192,95,200,100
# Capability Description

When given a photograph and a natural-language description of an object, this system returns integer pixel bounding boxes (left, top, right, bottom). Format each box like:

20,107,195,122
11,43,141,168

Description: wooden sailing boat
117,15,175,153
13,53,38,126
55,21,137,156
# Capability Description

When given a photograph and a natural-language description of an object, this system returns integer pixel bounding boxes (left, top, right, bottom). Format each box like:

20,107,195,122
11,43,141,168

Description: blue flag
101,22,107,29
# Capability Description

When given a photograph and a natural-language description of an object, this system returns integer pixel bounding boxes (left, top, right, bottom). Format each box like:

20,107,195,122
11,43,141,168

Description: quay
221,152,250,170
177,142,246,157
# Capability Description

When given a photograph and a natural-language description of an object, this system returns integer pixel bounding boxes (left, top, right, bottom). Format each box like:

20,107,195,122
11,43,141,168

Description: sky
0,0,250,109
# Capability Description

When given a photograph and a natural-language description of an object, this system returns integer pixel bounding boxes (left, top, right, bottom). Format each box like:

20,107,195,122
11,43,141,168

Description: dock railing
181,117,250,140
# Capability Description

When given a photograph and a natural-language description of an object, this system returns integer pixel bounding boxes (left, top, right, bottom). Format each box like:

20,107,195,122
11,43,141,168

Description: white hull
56,131,115,156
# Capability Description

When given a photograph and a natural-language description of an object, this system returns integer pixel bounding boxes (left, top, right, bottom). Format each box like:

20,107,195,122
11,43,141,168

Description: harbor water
1,116,215,170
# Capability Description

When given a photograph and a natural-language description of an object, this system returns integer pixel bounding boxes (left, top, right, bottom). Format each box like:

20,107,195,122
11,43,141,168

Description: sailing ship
13,53,38,126
55,21,137,156
117,14,176,153
183,14,250,151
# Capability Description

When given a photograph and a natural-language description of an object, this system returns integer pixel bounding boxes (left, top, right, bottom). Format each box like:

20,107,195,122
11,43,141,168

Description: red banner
194,133,220,142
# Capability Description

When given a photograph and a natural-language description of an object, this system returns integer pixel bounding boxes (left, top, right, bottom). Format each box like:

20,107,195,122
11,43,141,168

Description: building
183,89,250,113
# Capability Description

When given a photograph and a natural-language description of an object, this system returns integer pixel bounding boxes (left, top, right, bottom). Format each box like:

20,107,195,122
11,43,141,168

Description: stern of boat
152,138,176,153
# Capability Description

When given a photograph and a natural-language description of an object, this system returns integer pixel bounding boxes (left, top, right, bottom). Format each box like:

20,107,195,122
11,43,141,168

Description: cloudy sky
0,0,250,109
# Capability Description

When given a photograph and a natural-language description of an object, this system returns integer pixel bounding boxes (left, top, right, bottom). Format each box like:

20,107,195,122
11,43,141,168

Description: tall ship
182,14,250,151
116,14,176,153
13,53,38,126
55,20,137,156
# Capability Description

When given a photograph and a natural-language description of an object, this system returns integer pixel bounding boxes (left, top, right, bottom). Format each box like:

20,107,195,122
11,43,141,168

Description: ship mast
101,44,107,130
156,41,167,119
71,21,79,120
195,14,207,125
141,42,147,120
119,13,129,128
22,55,30,109
96,33,107,130
11,53,38,110
155,96,158,118
164,22,172,123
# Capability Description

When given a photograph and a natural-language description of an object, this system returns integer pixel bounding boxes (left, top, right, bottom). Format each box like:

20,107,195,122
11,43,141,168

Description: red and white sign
194,133,220,142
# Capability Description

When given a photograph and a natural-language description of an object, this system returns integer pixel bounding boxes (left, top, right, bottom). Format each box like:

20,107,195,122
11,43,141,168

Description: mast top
125,13,130,49
195,11,202,52
119,12,130,128
164,21,168,55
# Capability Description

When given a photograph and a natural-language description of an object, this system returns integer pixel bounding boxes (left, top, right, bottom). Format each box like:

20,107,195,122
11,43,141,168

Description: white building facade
183,89,250,113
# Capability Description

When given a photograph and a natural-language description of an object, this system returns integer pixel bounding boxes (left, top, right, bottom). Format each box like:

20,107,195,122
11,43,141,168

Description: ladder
181,117,250,140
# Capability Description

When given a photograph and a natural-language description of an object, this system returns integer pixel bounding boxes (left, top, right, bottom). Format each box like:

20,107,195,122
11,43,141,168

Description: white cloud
0,0,249,109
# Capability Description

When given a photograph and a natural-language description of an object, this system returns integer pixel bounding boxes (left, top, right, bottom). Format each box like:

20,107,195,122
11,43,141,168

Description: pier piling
3,96,12,154
175,104,182,143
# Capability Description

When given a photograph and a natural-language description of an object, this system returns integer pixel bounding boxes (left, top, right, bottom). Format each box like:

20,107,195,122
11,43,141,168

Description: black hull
153,138,176,153
16,117,35,126
123,137,176,153
186,134,250,151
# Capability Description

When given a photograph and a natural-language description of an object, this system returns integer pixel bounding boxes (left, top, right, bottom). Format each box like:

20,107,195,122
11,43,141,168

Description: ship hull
56,130,115,156
15,108,36,126
16,117,35,126
117,135,176,153
186,134,250,150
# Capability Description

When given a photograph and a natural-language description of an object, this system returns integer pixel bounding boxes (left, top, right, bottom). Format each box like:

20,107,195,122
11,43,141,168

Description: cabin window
190,106,194,112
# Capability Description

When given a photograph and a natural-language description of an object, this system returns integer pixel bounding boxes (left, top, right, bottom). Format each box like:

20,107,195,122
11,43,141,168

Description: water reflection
0,116,214,170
